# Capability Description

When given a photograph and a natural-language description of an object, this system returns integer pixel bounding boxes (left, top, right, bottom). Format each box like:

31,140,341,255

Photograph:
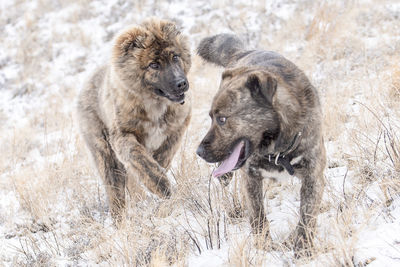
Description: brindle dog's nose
196,144,205,159
176,79,188,91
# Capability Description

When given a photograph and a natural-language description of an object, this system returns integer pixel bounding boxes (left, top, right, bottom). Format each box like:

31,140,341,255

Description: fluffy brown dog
76,19,191,222
196,34,326,257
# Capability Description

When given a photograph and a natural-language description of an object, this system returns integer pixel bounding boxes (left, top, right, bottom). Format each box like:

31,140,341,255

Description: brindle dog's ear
274,95,304,153
221,69,234,80
245,73,277,104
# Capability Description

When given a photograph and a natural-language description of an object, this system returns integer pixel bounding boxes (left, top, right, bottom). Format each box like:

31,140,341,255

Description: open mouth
154,88,185,104
212,139,251,178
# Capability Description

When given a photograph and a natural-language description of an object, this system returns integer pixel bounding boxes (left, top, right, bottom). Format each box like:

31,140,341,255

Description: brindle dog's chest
248,155,303,183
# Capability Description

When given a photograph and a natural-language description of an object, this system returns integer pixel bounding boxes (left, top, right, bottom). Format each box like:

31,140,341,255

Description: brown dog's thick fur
196,34,326,257
76,19,191,221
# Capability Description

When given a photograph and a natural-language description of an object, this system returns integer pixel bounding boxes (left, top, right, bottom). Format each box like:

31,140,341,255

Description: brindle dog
196,34,326,257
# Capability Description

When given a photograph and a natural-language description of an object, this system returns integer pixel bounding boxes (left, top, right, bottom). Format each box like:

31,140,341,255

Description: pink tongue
212,141,244,178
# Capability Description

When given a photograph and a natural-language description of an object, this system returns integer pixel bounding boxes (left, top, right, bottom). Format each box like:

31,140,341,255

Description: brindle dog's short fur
76,19,191,222
196,34,326,257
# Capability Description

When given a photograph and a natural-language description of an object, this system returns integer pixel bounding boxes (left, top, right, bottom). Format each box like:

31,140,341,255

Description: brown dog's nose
176,79,188,91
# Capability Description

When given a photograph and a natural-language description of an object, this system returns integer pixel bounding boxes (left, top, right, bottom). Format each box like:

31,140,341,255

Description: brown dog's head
112,18,191,103
196,67,280,177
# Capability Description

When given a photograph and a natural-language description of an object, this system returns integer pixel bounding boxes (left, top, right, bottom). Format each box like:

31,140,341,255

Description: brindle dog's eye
172,55,179,62
149,62,160,70
216,116,227,125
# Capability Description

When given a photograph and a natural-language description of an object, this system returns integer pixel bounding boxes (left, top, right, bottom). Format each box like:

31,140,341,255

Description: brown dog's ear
245,73,277,104
159,19,180,35
113,27,148,58
142,18,181,41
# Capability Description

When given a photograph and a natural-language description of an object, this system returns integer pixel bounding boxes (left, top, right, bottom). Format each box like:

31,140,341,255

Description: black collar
263,132,302,175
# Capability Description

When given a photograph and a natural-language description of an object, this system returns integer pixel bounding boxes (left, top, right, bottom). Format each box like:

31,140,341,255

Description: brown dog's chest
139,101,188,152
136,102,169,152
117,100,188,153
143,115,169,151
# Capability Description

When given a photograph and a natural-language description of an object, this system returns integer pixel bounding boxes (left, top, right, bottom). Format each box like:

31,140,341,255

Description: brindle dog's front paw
283,230,314,258
294,242,313,258
293,233,314,258
218,171,233,187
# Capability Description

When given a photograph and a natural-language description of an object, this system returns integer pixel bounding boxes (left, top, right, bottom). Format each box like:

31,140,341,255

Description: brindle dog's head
197,67,280,176
112,19,191,103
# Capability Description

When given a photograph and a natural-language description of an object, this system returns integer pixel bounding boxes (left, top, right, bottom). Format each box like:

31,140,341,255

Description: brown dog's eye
172,55,179,62
216,116,227,125
149,62,160,70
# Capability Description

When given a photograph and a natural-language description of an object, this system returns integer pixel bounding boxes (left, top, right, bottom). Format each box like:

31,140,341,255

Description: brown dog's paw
161,184,172,199
154,199,174,218
153,175,172,199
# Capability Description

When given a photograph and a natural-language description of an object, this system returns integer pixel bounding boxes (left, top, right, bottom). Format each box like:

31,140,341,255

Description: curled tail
197,34,245,67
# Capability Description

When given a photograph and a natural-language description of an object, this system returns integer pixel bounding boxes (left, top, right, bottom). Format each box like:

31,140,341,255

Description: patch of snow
187,247,228,267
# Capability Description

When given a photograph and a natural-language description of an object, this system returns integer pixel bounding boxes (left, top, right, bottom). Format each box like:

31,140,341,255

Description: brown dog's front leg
243,174,269,236
153,114,190,169
111,132,171,198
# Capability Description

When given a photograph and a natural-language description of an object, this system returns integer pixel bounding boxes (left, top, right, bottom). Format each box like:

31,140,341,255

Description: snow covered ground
1,0,400,266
